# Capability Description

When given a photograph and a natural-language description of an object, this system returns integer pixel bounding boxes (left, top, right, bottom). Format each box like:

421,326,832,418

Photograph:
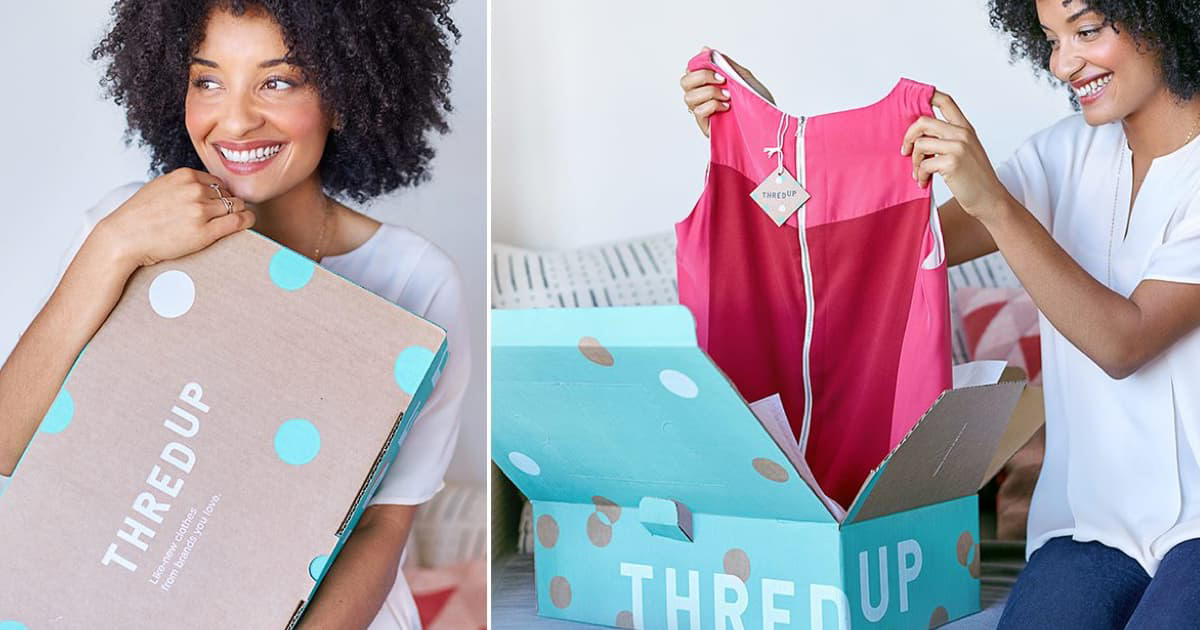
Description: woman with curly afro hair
0,1,470,627
681,1,1200,627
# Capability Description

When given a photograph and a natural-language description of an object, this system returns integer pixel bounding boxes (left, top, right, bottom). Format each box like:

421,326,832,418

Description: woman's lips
1074,73,1113,106
214,143,285,176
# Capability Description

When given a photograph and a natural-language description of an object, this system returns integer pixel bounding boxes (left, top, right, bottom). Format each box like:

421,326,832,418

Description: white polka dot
149,270,195,318
659,369,699,398
509,451,541,476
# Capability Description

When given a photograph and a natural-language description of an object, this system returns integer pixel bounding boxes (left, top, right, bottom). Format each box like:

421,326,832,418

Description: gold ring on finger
209,183,233,214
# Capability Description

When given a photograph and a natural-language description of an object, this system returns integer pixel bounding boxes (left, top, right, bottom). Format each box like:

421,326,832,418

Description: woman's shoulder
82,182,145,229
1023,114,1119,157
325,222,464,311
363,223,459,278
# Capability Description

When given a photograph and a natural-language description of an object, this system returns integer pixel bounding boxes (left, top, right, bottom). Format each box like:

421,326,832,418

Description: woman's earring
331,113,344,132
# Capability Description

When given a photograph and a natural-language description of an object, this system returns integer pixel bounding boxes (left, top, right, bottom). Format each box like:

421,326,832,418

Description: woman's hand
901,91,1012,222
93,167,256,270
679,48,773,137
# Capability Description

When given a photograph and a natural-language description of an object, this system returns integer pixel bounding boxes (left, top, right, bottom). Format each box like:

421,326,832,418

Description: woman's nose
1051,43,1085,83
218,89,265,136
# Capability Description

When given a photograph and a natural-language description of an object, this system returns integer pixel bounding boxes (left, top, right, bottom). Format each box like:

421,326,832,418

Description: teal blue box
493,306,1025,629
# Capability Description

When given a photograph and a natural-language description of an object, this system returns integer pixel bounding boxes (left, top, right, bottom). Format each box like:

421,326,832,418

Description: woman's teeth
218,144,283,163
1074,74,1112,98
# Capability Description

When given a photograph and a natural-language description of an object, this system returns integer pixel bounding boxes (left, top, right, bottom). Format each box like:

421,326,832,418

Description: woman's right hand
93,167,256,270
679,49,773,137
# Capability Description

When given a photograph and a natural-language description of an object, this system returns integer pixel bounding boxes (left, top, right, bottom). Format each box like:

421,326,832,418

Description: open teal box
492,306,1026,629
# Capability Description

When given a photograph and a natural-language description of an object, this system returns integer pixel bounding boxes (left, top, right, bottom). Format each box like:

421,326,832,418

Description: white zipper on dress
795,116,816,454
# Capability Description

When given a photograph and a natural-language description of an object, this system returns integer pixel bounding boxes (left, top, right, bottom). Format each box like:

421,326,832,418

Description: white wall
492,0,1076,250
0,1,486,483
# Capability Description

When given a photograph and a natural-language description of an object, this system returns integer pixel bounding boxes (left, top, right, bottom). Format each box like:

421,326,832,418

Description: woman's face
185,8,332,203
1037,0,1164,125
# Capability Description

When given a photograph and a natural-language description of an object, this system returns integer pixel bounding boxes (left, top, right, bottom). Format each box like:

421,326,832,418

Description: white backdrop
0,1,486,483
492,0,1076,249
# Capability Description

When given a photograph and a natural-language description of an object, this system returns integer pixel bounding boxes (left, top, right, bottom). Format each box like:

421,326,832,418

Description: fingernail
714,73,725,82
721,89,730,98
722,102,730,108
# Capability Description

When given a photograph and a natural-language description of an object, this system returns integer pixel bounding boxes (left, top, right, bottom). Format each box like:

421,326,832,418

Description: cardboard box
0,231,448,628
492,306,1026,629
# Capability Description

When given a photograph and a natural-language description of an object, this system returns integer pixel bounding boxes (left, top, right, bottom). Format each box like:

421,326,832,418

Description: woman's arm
0,227,137,475
0,168,252,476
982,199,1200,378
906,91,1200,378
939,196,999,267
296,504,417,629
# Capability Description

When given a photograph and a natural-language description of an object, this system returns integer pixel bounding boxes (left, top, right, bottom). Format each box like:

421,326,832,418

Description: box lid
492,306,838,524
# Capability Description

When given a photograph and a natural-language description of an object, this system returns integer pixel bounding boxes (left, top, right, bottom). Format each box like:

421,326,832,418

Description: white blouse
6,182,470,628
996,114,1200,576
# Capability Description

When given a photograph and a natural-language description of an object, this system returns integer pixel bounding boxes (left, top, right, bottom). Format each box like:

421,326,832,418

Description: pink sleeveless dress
677,50,952,508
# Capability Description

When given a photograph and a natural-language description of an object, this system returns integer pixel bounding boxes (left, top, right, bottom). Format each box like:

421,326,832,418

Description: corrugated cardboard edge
225,230,452,628
842,369,1027,525
291,340,449,627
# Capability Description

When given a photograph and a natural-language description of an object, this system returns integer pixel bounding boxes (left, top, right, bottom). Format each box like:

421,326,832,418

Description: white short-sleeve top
996,114,1200,576
8,182,470,628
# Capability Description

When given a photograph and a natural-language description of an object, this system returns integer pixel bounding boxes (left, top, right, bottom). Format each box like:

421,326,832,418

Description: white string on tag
763,111,790,175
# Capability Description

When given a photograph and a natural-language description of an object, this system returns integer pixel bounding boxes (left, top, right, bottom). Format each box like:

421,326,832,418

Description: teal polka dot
309,554,331,581
0,622,29,630
394,346,435,394
39,388,74,434
269,249,315,291
274,419,321,466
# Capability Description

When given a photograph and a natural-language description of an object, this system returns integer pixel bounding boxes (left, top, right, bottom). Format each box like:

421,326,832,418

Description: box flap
842,370,1025,525
492,306,838,524
980,384,1045,488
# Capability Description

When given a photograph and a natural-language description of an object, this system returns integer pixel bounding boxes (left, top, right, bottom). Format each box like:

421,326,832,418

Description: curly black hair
92,0,460,202
989,0,1200,104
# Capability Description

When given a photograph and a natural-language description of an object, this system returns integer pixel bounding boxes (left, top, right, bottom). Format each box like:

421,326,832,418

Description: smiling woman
0,1,476,629
674,0,1200,628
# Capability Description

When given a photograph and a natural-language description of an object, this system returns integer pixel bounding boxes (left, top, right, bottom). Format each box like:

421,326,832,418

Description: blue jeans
997,536,1200,629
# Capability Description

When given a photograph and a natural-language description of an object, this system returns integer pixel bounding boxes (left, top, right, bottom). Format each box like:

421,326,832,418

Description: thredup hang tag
751,166,810,227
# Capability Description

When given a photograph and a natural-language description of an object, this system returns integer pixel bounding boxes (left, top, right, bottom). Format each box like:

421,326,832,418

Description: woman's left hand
901,90,1010,222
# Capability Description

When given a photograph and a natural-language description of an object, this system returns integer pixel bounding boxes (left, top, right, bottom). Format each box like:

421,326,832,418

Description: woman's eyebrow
1066,7,1098,22
1041,6,1099,30
188,57,290,68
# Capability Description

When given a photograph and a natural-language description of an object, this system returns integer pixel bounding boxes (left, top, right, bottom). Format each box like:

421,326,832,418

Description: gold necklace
1185,112,1200,147
313,197,336,261
1107,112,1200,285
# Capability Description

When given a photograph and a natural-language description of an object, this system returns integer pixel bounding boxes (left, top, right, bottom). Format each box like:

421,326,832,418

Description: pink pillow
405,558,487,630
955,287,1042,384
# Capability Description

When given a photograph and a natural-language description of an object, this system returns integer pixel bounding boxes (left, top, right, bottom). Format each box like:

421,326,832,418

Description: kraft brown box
0,231,448,628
